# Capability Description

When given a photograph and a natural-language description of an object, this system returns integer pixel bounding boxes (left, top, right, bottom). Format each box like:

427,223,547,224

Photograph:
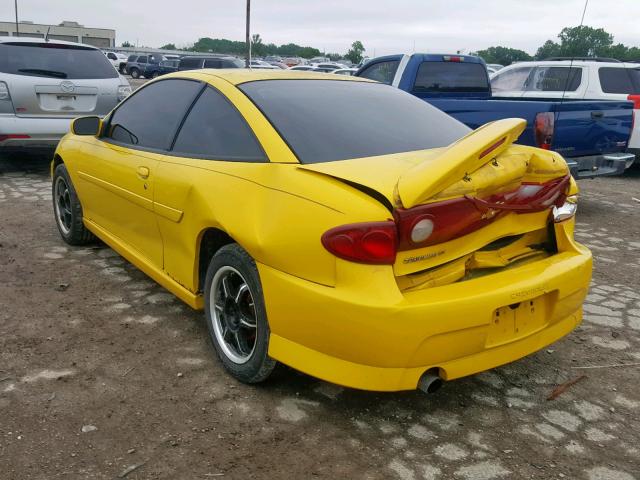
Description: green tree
534,40,561,60
251,33,265,57
121,41,132,47
345,41,365,64
160,43,177,50
474,46,532,66
189,37,320,59
535,25,614,59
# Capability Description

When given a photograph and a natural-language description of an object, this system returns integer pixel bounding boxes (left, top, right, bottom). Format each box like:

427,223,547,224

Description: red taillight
321,221,397,264
0,134,30,142
534,112,554,150
394,175,570,250
627,94,640,109
323,176,570,263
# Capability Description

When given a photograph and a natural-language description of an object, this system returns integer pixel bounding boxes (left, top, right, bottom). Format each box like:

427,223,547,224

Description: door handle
591,111,604,119
137,166,150,179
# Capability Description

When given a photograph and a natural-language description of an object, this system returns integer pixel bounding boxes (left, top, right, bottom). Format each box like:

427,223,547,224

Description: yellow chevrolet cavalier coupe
51,70,592,392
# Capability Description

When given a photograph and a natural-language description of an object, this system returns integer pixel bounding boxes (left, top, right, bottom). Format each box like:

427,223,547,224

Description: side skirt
84,218,204,310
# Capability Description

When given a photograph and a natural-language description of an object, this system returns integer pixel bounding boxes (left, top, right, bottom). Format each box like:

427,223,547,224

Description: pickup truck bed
425,96,634,178
357,54,635,179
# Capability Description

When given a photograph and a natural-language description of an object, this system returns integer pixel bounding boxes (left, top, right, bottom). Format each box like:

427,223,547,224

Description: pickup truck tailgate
552,101,634,157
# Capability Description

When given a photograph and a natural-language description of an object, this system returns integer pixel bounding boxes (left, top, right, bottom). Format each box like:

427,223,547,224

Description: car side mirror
72,116,102,136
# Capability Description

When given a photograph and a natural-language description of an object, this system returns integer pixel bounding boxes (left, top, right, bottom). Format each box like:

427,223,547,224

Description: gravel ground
0,152,639,480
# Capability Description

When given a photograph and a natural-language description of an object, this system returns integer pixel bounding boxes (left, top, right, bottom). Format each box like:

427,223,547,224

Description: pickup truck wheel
52,164,95,245
130,68,140,79
204,244,276,384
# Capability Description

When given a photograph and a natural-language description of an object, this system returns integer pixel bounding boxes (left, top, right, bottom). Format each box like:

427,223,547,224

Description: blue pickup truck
356,54,635,178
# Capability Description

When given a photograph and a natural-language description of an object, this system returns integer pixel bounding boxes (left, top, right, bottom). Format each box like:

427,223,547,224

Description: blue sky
10,0,640,55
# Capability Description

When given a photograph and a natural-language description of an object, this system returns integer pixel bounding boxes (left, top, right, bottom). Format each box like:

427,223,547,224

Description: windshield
0,42,118,79
240,79,470,164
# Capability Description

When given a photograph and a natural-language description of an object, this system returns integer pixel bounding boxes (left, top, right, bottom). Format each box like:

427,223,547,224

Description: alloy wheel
210,266,258,364
54,176,72,235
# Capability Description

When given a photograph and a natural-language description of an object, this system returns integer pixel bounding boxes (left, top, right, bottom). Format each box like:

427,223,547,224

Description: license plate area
486,294,549,347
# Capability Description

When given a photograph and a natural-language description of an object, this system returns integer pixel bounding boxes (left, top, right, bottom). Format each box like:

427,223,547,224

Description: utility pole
245,0,251,68
14,0,19,37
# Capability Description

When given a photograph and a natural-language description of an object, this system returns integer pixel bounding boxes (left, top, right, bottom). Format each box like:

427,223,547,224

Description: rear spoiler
395,118,527,208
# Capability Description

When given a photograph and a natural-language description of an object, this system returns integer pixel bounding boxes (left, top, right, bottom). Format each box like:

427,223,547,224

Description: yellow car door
75,140,162,266
76,78,204,269
152,85,270,293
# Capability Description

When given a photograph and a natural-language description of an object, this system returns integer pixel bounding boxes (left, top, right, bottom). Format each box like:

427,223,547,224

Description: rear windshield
599,67,640,94
0,42,118,79
413,62,489,93
240,79,470,164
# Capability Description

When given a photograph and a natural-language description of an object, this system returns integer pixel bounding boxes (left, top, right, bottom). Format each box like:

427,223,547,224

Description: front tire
52,164,95,245
130,68,140,79
204,244,276,383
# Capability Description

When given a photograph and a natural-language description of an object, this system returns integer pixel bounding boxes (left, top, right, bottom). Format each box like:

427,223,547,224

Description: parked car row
118,52,356,79
2,35,637,182
356,53,636,179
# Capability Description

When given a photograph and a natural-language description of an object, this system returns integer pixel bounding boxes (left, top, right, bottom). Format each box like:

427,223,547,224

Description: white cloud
11,0,640,55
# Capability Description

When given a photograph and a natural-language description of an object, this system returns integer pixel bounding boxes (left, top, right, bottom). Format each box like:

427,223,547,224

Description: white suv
104,51,128,73
490,59,640,158
0,37,131,151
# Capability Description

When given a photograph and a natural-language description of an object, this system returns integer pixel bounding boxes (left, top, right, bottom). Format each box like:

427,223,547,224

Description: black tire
119,63,126,74
130,68,140,79
204,244,276,384
52,163,95,245
151,71,159,78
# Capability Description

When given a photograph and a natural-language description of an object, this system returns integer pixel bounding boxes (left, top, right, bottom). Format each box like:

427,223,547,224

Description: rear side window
179,57,203,70
491,67,533,93
127,55,137,61
239,79,470,164
172,87,265,161
106,79,202,150
599,67,640,94
358,60,400,85
413,62,489,93
526,67,582,92
137,56,148,63
0,42,118,79
222,58,243,68
203,59,222,68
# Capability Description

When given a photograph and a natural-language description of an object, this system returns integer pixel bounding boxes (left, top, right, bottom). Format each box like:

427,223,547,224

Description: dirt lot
0,151,639,480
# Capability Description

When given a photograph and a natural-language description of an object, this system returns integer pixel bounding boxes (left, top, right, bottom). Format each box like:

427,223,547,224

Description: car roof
164,69,372,85
181,55,237,60
0,35,98,49
501,60,640,69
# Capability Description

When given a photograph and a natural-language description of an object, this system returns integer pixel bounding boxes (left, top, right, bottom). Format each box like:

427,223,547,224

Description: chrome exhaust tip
418,370,443,394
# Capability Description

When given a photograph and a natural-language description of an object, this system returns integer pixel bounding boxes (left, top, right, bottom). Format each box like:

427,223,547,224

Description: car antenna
44,25,51,42
560,0,589,105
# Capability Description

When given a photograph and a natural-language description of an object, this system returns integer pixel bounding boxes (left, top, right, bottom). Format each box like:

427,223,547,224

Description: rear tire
130,68,140,79
52,164,95,246
151,71,160,78
204,244,276,384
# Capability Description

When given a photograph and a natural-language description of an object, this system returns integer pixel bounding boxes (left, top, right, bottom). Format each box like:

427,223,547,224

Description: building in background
0,20,115,48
